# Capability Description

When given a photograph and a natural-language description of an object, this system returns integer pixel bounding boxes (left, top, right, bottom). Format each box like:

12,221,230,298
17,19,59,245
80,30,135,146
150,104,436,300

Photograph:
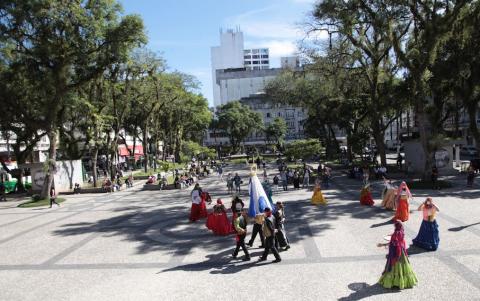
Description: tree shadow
158,249,267,274
448,222,480,232
338,282,400,301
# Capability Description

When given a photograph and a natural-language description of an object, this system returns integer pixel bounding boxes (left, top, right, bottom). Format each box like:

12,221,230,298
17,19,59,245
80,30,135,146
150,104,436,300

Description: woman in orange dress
393,181,412,222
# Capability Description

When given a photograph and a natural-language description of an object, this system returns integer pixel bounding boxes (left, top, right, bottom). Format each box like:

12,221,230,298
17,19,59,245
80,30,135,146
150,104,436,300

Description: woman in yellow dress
311,178,327,205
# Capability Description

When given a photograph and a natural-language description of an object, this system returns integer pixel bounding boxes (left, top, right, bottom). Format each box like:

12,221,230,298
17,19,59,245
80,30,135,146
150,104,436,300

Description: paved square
0,164,479,300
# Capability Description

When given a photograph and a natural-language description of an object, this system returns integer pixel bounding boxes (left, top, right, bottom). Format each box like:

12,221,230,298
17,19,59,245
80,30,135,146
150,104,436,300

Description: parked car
460,146,478,157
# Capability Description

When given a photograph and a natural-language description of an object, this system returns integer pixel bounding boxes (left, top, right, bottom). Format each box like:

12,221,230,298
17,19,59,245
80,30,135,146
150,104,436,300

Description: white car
460,146,478,156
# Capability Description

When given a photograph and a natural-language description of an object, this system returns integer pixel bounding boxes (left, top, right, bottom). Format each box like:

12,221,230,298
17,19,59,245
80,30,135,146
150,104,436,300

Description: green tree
311,0,407,166
388,0,469,178
0,0,145,198
216,101,262,154
264,117,287,149
284,139,323,161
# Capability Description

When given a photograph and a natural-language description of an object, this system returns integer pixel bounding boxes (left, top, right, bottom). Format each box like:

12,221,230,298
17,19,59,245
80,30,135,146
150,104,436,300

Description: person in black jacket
258,207,281,263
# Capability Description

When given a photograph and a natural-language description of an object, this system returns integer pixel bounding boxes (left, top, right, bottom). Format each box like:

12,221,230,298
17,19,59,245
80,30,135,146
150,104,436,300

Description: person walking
273,175,279,191
467,165,475,187
226,173,234,194
293,170,300,189
280,170,288,191
274,202,290,251
49,186,60,208
232,209,250,261
431,166,439,190
302,166,310,188
233,173,241,193
0,180,7,201
258,208,281,263
217,165,223,181
247,211,265,248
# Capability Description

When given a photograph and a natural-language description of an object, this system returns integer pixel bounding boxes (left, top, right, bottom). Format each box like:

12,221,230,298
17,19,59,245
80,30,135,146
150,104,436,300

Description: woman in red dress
393,181,411,222
189,184,205,222
359,184,374,206
206,199,233,235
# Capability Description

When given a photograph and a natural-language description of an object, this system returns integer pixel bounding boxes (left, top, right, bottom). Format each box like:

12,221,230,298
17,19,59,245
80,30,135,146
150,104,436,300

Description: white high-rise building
243,48,269,70
211,28,244,107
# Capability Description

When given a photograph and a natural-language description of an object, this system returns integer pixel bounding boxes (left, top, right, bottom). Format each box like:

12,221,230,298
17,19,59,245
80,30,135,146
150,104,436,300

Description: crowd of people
189,164,291,263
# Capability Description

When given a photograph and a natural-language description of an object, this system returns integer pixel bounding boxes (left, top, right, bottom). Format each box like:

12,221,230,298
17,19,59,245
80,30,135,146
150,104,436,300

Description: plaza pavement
0,164,479,301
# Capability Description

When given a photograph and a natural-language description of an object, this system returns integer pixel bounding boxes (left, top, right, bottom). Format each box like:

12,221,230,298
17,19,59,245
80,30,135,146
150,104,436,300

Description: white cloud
240,21,301,40
245,40,297,58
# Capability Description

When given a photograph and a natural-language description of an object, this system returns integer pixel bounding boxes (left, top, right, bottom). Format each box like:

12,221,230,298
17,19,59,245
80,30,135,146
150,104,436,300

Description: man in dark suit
258,207,281,263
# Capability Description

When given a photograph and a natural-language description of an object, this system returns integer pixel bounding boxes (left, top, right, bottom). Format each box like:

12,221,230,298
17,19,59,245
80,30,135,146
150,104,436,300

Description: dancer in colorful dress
359,184,374,206
189,183,205,222
381,178,397,210
311,179,327,205
206,199,233,235
377,221,418,289
394,181,412,222
412,197,440,251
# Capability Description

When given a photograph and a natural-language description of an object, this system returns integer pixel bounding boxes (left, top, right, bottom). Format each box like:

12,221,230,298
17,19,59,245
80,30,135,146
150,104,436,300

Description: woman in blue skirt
412,197,440,251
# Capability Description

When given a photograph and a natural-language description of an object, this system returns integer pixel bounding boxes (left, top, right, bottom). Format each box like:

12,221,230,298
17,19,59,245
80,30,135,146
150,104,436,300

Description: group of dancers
309,171,440,290
189,165,290,263
190,163,441,290
362,179,440,289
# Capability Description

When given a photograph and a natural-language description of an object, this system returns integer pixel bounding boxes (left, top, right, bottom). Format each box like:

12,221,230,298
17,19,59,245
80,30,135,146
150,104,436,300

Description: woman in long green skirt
377,221,418,289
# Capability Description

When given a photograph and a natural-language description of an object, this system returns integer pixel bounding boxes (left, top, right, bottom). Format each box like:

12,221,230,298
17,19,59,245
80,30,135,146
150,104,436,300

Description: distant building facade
243,48,269,70
211,28,245,107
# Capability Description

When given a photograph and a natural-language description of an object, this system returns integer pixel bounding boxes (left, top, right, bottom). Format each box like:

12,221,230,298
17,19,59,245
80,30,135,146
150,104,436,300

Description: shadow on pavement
338,282,400,301
158,249,268,274
406,244,432,256
370,219,393,228
448,222,480,232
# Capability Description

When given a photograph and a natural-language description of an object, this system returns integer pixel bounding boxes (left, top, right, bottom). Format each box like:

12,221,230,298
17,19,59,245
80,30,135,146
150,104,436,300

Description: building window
266,113,271,118
244,55,251,59
261,49,268,53
278,112,282,117
244,49,251,53
253,66,260,70
261,60,269,64
245,61,251,65
253,61,259,64
252,55,259,59
261,55,269,58
253,49,259,54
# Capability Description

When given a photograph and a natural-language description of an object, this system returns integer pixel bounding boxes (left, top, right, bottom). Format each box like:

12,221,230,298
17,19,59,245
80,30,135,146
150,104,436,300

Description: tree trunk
372,122,387,166
40,130,57,200
92,147,99,188
143,126,148,173
467,102,480,151
416,101,434,180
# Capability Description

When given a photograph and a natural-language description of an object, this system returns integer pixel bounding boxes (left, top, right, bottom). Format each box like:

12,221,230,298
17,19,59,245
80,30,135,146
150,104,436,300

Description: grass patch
227,158,249,164
18,197,66,208
406,180,452,190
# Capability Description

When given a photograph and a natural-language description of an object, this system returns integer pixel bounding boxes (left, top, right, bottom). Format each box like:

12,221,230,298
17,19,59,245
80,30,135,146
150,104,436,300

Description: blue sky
119,0,319,107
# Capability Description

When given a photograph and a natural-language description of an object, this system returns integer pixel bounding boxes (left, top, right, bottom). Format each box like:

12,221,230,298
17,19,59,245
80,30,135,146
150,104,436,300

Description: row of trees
210,101,288,154
0,0,211,196
267,0,480,178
